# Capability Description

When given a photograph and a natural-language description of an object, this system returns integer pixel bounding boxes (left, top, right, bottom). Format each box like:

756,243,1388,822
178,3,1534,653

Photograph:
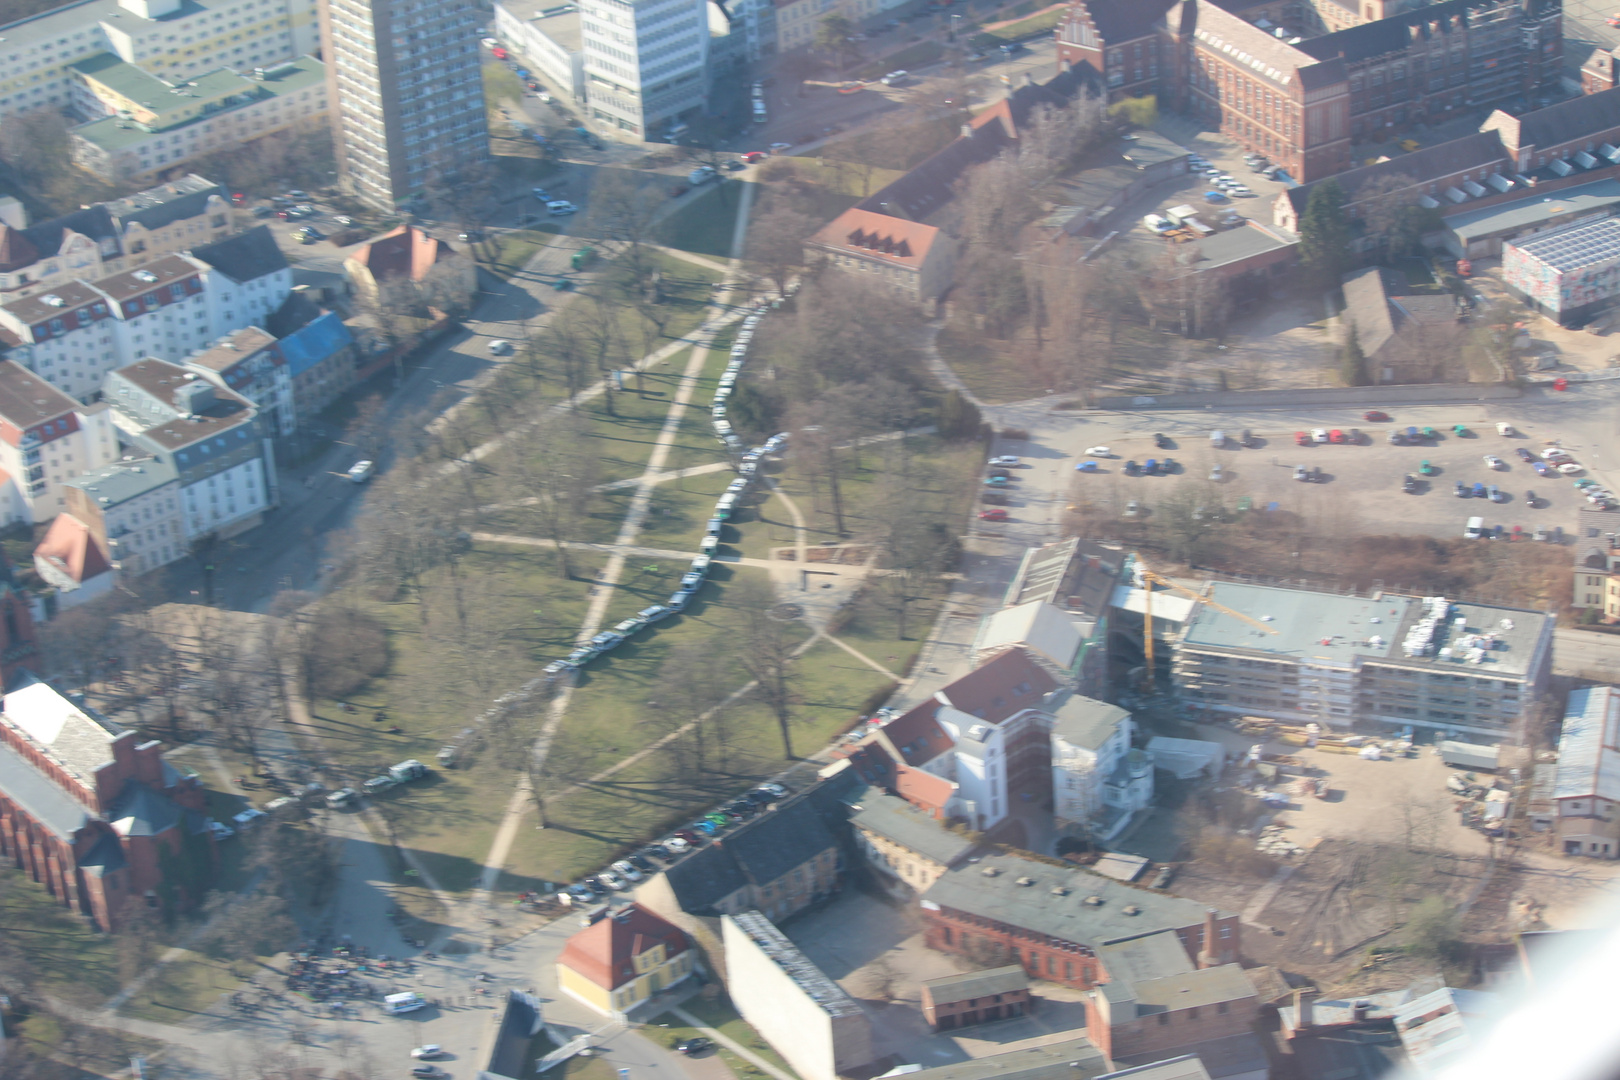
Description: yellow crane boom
1139,568,1278,688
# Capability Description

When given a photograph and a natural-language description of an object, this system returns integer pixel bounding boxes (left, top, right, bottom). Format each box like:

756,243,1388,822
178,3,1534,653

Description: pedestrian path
671,1006,796,1080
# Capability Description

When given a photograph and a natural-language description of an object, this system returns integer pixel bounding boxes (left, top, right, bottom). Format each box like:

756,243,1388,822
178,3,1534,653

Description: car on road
1083,445,1113,457
1453,480,1467,497
488,339,514,355
769,141,792,151
412,1067,446,1078
547,200,578,215
1311,428,1330,443
1364,410,1390,422
989,454,1020,466
978,508,1009,521
1516,447,1535,462
1484,454,1505,470
742,150,766,162
1402,474,1417,493
677,1038,714,1056
347,459,375,482
1295,431,1311,445
412,1046,445,1060
1075,460,1100,472
325,787,358,808
1293,465,1308,481
1210,463,1224,481
880,70,908,85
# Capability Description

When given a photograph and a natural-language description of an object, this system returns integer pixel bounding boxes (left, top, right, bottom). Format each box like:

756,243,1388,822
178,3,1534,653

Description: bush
1404,896,1462,959
758,158,796,182
303,606,389,699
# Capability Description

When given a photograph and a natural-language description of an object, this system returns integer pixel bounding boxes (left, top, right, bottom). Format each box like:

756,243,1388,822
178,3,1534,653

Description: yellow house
556,903,695,1016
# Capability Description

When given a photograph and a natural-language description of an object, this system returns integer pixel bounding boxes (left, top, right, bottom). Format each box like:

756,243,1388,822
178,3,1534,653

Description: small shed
920,965,1032,1031
1440,741,1501,772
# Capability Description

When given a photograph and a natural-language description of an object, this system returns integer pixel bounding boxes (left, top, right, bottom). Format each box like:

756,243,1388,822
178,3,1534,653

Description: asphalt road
1554,627,1620,678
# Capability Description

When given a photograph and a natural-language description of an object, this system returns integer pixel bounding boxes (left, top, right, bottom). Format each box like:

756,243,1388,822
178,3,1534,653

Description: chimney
1198,907,1219,968
1352,999,1371,1022
1291,989,1316,1035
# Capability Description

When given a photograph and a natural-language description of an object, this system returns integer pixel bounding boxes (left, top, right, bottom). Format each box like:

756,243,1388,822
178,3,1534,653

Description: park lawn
502,629,890,883
301,541,605,893
578,347,695,487
118,948,255,1023
11,1010,163,1077
934,326,1053,404
659,182,750,258
567,463,737,550
0,864,120,1005
484,229,560,281
680,993,803,1080
827,575,951,680
855,40,944,81
972,3,1063,43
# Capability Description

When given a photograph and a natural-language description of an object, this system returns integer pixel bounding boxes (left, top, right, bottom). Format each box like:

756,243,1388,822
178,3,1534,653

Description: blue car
1144,458,1158,475
1203,190,1229,203
1075,460,1100,472
1471,482,1486,498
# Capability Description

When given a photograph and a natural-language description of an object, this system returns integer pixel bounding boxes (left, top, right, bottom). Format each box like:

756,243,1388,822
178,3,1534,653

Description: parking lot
1048,400,1615,543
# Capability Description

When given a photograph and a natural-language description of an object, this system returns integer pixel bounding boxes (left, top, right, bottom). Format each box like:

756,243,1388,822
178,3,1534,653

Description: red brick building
920,852,1240,990
0,672,211,930
1086,929,1262,1063
921,965,1033,1031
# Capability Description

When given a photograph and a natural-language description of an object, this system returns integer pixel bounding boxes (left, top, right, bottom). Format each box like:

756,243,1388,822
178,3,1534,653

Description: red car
1363,410,1390,422
742,150,766,163
230,192,246,205
978,508,1009,521
492,45,509,59
1328,429,1347,444
1294,431,1310,445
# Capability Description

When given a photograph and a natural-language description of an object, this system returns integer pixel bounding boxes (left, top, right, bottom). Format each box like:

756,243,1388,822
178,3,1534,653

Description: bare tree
746,205,815,298
731,574,801,759
656,635,739,779
500,410,599,579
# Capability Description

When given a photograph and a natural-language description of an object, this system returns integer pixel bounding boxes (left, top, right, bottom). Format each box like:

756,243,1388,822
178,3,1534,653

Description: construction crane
1138,567,1279,689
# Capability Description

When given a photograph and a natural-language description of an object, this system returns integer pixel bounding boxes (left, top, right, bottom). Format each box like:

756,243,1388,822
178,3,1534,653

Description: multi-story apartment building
189,226,292,339
0,176,233,301
0,254,213,403
62,456,185,575
1049,692,1151,841
1054,0,1562,184
320,0,488,210
710,0,774,63
0,361,120,524
1552,685,1620,860
493,0,587,102
1572,507,1620,616
183,326,294,435
1171,582,1555,740
103,357,274,540
578,0,709,139
0,0,318,122
69,55,328,183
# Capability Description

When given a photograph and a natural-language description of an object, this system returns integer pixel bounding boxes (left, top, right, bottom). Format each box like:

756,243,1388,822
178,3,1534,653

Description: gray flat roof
63,456,179,507
901,1037,1108,1080
1049,692,1130,752
499,0,582,49
1555,685,1620,801
1096,929,1195,983
0,741,92,839
848,790,976,866
1180,583,1552,679
1192,220,1299,271
1119,131,1189,169
923,964,1029,1002
922,852,1223,947
1447,178,1620,244
1508,214,1620,272
726,911,863,1018
1132,965,1257,1013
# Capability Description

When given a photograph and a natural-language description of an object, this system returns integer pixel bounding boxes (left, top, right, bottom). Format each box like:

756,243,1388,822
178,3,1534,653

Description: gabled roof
1341,266,1401,357
1079,0,1176,43
2,671,123,784
865,698,955,766
557,902,687,990
34,513,112,585
0,224,40,273
108,781,180,837
935,647,1058,724
976,601,1084,672
1490,87,1620,154
186,326,278,373
0,360,80,432
276,312,353,377
809,208,941,268
1292,0,1487,65
190,225,287,284
349,225,461,283
896,763,956,815
1189,0,1312,92
78,827,127,874
0,739,93,839
1096,928,1196,984
20,205,117,260
899,1036,1108,1080
848,787,975,866
660,794,838,914
1284,131,1509,217
106,175,228,232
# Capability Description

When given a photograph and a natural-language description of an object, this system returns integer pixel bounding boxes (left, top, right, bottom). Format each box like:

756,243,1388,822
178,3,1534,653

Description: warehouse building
1501,217,1620,327
1170,582,1554,739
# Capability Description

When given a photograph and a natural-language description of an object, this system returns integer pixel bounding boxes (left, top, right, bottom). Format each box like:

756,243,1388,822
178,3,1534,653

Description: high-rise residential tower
320,0,489,210
579,0,708,140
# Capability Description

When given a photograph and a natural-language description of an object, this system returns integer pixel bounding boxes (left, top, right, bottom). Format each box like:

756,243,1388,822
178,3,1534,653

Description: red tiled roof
935,647,1058,724
557,903,688,991
0,225,40,274
809,208,940,268
34,513,112,585
349,225,460,284
869,699,955,766
895,765,955,818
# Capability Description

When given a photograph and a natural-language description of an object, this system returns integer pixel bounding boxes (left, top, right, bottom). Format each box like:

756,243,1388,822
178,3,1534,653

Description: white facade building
493,0,587,102
62,456,185,576
0,0,318,122
104,358,274,541
1048,692,1152,841
579,0,708,140
0,362,121,524
188,226,292,339
184,326,295,436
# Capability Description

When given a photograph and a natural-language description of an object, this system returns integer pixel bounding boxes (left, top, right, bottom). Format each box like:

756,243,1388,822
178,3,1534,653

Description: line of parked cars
560,782,789,904
1187,153,1256,198
538,305,792,684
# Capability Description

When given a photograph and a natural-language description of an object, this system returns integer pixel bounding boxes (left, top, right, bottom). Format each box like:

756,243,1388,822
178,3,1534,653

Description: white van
1465,516,1484,539
385,992,427,1015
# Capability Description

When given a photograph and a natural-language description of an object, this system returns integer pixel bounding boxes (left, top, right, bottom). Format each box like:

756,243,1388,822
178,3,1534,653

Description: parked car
979,508,1009,521
610,860,644,882
1516,447,1535,462
1484,454,1505,470
547,200,579,215
1084,445,1113,457
989,454,1020,466
412,1046,445,1060
347,459,375,482
677,1038,714,1056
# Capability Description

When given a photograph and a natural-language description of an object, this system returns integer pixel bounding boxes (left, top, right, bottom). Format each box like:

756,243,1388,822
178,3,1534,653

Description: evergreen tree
1299,178,1349,288
1340,323,1369,387
939,390,983,441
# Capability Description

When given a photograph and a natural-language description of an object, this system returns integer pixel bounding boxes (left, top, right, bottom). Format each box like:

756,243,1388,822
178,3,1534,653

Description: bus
385,992,427,1015
753,100,767,124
